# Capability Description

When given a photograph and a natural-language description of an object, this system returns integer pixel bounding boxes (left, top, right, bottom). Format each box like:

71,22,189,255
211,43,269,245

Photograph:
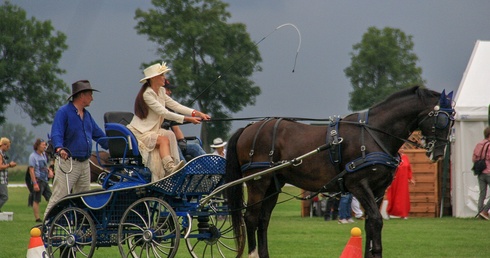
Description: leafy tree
0,1,68,126
134,0,262,147
0,123,35,164
344,27,425,111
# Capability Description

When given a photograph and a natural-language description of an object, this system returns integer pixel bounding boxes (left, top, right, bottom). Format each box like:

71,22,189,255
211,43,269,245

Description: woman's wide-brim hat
139,62,171,83
67,80,99,100
210,138,227,148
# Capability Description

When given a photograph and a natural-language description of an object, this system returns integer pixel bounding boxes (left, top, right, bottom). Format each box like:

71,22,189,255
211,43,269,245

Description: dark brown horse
225,86,454,258
89,151,111,182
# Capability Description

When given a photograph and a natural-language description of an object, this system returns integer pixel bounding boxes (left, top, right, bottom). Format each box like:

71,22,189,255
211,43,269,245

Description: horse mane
371,85,440,109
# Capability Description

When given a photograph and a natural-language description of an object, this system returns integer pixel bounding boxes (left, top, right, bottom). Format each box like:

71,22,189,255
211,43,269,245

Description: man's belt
72,157,89,162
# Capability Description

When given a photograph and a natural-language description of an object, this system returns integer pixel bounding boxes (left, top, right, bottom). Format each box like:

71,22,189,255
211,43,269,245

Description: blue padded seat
104,123,141,164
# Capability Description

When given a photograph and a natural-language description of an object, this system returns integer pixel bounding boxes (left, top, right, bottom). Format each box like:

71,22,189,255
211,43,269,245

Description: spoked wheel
118,197,180,258
46,207,96,258
185,211,245,258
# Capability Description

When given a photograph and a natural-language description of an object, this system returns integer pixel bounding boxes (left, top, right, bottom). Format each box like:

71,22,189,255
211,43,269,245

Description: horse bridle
418,105,455,155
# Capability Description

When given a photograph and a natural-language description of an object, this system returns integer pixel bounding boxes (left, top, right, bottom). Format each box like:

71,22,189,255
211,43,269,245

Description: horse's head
418,90,455,161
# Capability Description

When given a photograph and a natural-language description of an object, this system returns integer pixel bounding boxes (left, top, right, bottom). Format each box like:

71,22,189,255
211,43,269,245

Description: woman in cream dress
127,62,210,181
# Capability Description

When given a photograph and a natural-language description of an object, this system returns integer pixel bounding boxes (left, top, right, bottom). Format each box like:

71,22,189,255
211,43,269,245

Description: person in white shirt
210,138,227,158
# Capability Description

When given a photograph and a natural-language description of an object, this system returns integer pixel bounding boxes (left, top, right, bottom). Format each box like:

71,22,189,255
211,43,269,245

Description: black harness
228,89,456,207
241,112,400,178
240,118,286,172
325,112,400,194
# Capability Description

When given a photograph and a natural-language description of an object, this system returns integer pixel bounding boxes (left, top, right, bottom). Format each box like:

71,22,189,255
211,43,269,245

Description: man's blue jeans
338,193,353,219
178,142,206,162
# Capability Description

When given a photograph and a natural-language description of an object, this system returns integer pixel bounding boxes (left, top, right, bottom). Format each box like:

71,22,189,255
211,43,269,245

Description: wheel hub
204,225,220,245
142,230,153,242
66,235,76,247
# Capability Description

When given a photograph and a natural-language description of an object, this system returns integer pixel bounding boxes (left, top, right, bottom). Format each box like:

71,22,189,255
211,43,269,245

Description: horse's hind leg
244,178,280,258
244,203,259,257
244,180,269,258
256,182,282,258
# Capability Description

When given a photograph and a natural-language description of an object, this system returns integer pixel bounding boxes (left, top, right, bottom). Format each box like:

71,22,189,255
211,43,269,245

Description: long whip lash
274,23,301,72
191,23,302,104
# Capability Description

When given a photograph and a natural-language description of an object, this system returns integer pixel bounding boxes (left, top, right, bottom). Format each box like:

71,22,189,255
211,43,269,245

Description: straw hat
67,80,99,100
210,138,227,148
139,62,171,83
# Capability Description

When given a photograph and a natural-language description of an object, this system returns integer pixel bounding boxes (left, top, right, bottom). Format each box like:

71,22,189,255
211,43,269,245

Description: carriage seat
104,111,134,125
103,112,142,166
104,123,142,165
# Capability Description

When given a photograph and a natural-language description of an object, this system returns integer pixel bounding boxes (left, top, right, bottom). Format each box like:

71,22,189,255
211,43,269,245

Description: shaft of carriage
200,143,332,207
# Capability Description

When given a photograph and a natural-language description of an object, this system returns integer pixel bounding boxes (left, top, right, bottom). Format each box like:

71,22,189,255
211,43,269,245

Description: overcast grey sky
7,0,490,142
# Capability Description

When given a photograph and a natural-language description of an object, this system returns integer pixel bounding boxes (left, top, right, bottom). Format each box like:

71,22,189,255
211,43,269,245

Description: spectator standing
351,196,364,220
472,126,490,220
386,151,415,219
0,137,17,212
44,80,108,217
28,139,53,222
323,193,339,221
338,192,354,224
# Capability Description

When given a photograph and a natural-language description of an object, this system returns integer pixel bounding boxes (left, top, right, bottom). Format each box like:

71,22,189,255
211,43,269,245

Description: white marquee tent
451,40,490,217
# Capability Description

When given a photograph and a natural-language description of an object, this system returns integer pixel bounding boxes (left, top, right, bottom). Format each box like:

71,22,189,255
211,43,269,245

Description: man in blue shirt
44,80,108,218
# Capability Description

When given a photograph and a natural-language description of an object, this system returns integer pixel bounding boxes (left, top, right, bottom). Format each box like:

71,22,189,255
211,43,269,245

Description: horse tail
225,127,246,257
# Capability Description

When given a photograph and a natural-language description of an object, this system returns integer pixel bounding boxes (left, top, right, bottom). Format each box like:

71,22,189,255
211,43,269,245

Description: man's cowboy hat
139,62,171,83
67,80,99,100
210,138,227,148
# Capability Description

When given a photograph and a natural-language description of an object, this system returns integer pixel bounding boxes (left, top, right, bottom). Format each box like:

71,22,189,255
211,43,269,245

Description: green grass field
1,169,489,257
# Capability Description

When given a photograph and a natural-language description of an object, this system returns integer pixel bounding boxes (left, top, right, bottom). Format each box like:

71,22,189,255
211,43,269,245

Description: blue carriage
42,112,243,258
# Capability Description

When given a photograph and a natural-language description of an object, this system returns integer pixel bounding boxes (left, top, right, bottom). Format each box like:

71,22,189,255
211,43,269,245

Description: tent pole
440,142,451,218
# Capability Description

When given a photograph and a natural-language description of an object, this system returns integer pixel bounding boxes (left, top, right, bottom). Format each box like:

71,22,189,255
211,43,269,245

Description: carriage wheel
46,207,96,258
185,211,245,258
118,197,180,258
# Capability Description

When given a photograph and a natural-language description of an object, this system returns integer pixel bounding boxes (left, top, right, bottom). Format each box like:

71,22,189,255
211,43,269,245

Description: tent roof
454,40,490,121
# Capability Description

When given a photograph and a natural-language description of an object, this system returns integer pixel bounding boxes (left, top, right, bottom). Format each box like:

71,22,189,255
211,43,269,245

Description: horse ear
447,91,454,101
47,133,51,140
439,90,453,109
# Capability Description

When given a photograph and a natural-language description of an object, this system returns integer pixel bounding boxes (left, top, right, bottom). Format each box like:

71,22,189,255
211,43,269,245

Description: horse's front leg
364,210,383,258
349,183,387,258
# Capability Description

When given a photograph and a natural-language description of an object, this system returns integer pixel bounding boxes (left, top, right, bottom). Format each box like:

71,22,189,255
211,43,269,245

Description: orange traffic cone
27,227,47,257
339,227,363,258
